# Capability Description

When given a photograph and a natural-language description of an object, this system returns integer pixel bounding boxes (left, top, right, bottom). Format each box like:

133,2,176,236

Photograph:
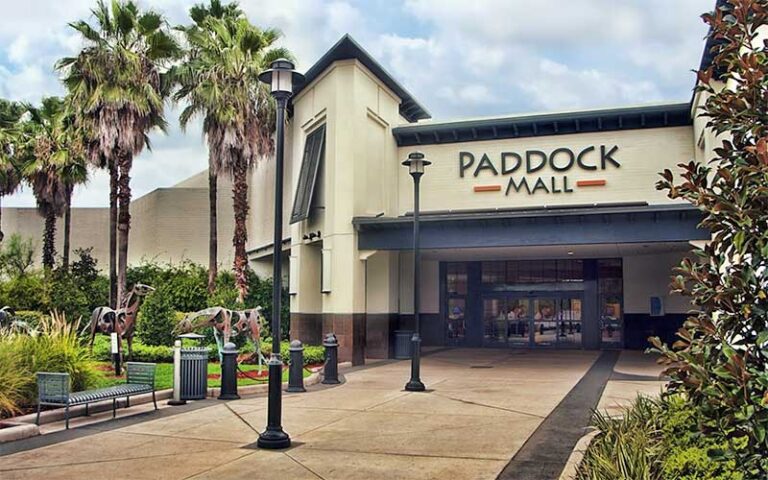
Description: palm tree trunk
208,167,218,294
42,210,56,270
0,195,4,243
109,158,118,308
232,162,249,303
62,187,73,269
117,154,132,306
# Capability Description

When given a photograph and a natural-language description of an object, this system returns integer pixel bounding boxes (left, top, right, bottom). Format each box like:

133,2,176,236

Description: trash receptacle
178,333,209,400
394,330,413,359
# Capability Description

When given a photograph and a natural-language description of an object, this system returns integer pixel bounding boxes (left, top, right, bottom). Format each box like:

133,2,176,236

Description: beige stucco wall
286,59,404,316
1,174,236,271
2,207,110,269
394,126,695,215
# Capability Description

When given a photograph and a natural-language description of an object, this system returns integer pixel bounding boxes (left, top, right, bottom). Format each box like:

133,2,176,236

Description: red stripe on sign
576,179,607,187
474,185,502,192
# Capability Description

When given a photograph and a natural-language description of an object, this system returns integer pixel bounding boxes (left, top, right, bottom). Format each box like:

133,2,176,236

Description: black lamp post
403,151,430,392
256,58,304,450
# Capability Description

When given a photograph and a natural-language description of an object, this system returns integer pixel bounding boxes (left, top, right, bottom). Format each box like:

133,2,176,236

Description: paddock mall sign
459,145,621,195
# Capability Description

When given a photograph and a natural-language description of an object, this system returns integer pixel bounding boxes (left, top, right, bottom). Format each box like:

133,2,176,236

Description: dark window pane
482,262,505,284
541,260,557,282
290,125,326,224
446,263,468,295
558,259,584,282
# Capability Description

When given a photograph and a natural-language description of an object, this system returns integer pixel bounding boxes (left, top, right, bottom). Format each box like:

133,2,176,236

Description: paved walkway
0,349,665,480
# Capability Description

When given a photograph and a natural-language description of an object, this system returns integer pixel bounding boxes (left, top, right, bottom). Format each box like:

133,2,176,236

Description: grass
93,362,311,390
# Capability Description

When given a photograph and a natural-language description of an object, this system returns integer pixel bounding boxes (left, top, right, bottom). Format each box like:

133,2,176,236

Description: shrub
44,269,91,322
69,248,109,313
258,341,324,366
0,312,98,415
0,234,35,278
0,343,26,417
128,261,208,312
91,335,176,363
0,273,45,310
577,396,742,480
136,285,175,346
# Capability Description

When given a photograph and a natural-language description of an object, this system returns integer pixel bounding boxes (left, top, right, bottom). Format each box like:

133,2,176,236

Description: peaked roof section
292,34,431,123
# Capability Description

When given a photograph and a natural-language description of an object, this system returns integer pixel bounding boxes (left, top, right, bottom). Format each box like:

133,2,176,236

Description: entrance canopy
353,203,707,251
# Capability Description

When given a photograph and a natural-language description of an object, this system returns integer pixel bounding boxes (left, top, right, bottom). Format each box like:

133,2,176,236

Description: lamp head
258,58,305,96
402,151,431,177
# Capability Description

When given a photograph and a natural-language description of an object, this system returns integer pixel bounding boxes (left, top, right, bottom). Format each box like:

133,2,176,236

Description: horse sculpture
177,306,267,365
88,284,155,359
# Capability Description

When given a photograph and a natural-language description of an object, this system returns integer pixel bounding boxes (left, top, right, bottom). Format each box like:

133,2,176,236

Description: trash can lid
179,333,206,340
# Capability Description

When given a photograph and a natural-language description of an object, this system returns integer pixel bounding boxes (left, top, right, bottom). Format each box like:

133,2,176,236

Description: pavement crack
284,451,327,480
224,403,261,434
431,392,545,419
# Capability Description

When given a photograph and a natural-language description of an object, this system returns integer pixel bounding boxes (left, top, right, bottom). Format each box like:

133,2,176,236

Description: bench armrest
36,372,70,404
126,362,157,388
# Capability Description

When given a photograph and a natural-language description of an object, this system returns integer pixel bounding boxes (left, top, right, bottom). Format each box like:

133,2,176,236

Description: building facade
2,171,237,271
246,35,717,364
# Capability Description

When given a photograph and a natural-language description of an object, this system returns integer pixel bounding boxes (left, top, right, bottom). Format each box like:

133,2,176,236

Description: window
446,263,467,295
598,259,623,346
290,125,326,224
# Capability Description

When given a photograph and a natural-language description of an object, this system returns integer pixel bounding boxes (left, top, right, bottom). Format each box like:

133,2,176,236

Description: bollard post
168,340,186,405
287,340,306,393
218,342,240,400
322,333,340,385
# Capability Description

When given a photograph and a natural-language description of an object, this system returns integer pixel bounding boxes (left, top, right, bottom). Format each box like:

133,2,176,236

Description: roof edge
392,103,692,147
293,34,430,123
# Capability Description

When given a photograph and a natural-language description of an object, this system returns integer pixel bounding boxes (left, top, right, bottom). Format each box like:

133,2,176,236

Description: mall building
247,33,720,365
2,32,718,366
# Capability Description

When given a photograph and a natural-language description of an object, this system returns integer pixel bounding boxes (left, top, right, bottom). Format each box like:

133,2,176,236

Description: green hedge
91,335,323,366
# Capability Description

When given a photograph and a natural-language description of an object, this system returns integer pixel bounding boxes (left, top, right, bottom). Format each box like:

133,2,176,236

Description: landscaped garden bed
92,361,312,390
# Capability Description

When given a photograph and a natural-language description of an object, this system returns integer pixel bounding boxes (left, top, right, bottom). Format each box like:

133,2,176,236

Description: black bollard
322,333,340,385
218,342,240,400
287,340,306,393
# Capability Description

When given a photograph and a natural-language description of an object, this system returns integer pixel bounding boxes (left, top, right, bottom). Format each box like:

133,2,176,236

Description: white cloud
519,59,661,111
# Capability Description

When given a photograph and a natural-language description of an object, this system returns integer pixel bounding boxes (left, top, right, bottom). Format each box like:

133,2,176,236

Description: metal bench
36,362,158,429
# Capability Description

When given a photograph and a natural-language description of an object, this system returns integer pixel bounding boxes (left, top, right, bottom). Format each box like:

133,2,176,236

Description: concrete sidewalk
0,349,662,480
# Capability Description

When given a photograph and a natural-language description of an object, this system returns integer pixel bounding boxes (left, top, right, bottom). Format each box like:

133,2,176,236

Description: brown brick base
290,313,367,366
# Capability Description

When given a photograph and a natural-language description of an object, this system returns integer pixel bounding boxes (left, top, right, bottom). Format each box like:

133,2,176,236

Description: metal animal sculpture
0,306,34,334
178,306,267,364
88,284,155,359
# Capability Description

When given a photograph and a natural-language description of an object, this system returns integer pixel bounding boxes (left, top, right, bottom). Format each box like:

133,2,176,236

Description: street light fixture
256,58,304,450
402,151,431,392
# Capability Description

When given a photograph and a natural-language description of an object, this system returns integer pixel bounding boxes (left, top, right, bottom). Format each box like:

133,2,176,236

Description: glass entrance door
481,294,582,348
532,297,557,346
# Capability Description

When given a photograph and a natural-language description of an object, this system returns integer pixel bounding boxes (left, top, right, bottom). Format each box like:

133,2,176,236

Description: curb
2,369,329,443
558,429,598,480
0,421,40,443
205,372,321,398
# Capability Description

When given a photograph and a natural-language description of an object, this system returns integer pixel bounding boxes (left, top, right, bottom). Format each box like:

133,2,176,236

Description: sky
0,0,713,208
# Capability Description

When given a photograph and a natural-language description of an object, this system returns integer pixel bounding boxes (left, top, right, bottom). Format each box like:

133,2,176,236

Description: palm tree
173,5,291,301
0,99,25,242
19,97,84,270
58,0,179,304
180,0,247,295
